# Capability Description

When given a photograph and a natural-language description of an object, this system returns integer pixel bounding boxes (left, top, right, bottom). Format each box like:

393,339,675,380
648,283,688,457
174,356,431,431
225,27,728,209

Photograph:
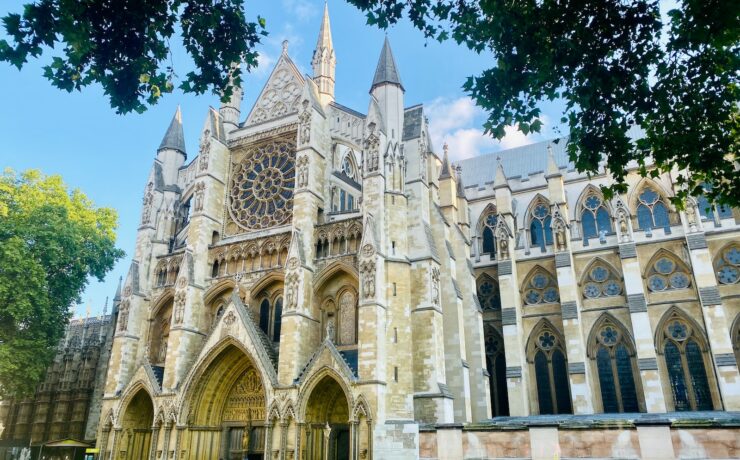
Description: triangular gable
295,338,357,385
244,52,305,127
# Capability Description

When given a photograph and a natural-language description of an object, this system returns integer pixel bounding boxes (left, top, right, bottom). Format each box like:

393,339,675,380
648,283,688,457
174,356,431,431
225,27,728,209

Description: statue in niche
141,182,154,225
298,99,311,146
296,155,309,188
361,260,376,299
198,129,211,171
326,316,336,343
685,200,698,232
498,234,509,260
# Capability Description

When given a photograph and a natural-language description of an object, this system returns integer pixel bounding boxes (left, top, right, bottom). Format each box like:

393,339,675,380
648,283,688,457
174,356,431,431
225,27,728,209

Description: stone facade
93,6,740,460
0,310,114,447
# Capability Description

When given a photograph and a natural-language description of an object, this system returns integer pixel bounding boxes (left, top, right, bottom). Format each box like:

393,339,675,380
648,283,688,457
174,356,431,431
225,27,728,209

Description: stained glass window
477,277,502,311
592,320,641,413
646,254,691,292
272,298,283,342
485,324,509,416
531,324,572,414
259,299,270,335
661,313,715,411
530,201,553,250
524,269,559,305
229,138,296,231
636,186,671,230
715,246,740,285
582,262,623,299
480,211,498,256
581,193,613,240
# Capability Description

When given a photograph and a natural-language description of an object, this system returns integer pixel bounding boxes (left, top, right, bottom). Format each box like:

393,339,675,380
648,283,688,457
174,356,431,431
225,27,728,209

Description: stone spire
311,2,336,105
370,36,404,92
494,158,508,188
546,143,561,177
158,106,187,158
455,166,466,198
439,143,452,179
113,276,123,302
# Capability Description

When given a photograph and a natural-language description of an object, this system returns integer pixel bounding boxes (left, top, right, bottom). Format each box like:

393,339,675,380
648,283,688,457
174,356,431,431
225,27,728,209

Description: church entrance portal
185,344,266,460
118,389,154,460
303,375,351,460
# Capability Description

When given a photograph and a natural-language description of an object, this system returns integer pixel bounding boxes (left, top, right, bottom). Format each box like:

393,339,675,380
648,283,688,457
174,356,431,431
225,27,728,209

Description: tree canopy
348,0,739,208
0,0,266,114
0,169,124,397
1,0,738,207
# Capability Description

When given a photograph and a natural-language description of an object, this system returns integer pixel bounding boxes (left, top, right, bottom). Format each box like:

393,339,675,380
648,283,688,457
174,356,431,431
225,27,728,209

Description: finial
282,40,289,54
443,142,449,155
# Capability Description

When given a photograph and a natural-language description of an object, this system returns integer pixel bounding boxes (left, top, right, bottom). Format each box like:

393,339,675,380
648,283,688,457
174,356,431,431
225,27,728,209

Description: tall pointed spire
158,106,187,158
113,276,123,302
439,143,452,179
371,37,404,92
546,143,561,177
312,2,336,105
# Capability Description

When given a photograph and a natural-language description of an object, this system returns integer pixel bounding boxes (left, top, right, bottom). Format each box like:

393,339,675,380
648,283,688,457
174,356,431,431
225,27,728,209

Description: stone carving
198,129,211,171
176,276,187,289
287,257,300,270
614,197,631,242
193,182,205,212
364,122,380,173
296,154,309,189
361,243,375,258
285,273,299,310
298,99,311,146
499,235,509,260
222,369,265,422
360,259,376,299
223,311,236,326
685,200,698,232
326,317,336,343
339,291,356,345
551,206,568,252
173,291,186,324
245,58,303,126
210,234,291,275
228,136,296,231
418,136,428,181
141,182,154,225
431,267,440,305
118,299,130,332
123,285,133,297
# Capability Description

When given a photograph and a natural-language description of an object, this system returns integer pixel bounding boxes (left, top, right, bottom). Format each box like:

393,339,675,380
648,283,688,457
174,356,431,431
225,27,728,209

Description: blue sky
0,0,564,317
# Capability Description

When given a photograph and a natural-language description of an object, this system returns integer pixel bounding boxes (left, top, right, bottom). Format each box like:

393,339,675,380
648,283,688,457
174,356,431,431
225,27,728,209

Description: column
618,240,668,412
684,226,740,409
149,426,160,460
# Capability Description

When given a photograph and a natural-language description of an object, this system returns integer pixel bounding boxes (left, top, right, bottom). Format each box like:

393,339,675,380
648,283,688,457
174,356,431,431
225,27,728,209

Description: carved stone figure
617,210,630,242
361,260,376,299
554,222,567,252
141,182,154,225
296,155,309,189
285,273,299,309
326,317,336,343
193,182,205,212
364,122,380,173
431,267,440,305
298,99,312,146
685,200,698,232
198,129,211,171
118,300,130,332
174,291,186,324
498,235,509,260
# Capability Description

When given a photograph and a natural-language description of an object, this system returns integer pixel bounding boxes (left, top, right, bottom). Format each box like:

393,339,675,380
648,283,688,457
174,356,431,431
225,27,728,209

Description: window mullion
610,348,624,412
680,348,697,410
548,353,558,414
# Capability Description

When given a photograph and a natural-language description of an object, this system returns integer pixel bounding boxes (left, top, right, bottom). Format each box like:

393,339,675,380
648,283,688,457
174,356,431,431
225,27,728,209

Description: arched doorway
185,344,267,460
303,375,351,460
118,389,154,460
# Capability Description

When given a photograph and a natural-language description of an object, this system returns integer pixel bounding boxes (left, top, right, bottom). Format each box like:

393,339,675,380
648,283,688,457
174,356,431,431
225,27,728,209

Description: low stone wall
420,412,740,459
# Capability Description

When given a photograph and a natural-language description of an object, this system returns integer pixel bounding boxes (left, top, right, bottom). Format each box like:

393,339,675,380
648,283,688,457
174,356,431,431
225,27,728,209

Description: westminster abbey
90,5,740,460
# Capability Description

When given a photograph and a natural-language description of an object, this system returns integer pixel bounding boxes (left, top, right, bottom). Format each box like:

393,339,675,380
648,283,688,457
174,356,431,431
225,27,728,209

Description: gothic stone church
96,6,740,460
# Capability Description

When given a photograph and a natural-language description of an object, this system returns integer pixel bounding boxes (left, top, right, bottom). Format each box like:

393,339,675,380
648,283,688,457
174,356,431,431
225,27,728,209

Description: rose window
229,139,296,231
582,262,623,299
524,269,559,305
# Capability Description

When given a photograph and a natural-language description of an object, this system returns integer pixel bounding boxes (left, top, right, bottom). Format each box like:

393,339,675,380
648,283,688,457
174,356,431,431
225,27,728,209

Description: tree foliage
0,0,266,114
348,0,740,208
0,170,124,397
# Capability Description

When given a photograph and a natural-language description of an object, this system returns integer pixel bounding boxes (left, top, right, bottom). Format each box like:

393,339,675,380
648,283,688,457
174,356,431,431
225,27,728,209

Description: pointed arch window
272,297,283,342
530,201,553,250
697,184,734,221
582,262,623,299
636,187,670,230
477,275,501,311
659,312,714,411
646,254,691,292
481,212,497,256
715,246,740,285
590,319,640,413
529,323,572,415
523,269,559,305
484,324,509,416
580,192,612,240
259,299,270,335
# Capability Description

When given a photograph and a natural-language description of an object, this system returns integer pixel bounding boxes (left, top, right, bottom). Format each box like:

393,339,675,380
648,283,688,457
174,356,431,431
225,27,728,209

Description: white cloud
282,0,319,22
253,51,276,76
425,96,550,160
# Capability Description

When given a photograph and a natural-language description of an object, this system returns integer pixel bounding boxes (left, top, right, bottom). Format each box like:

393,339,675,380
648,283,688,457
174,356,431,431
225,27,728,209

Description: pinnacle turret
439,143,453,179
311,2,336,105
371,37,404,92
158,106,187,158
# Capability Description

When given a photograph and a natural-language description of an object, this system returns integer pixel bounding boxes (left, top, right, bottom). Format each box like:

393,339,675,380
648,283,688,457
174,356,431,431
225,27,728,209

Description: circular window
532,274,548,289
539,331,556,350
584,283,601,299
229,139,295,231
525,290,541,305
603,280,622,296
718,266,739,285
591,266,609,282
648,275,667,291
669,272,689,289
599,326,619,346
725,247,740,265
543,287,559,303
655,257,675,275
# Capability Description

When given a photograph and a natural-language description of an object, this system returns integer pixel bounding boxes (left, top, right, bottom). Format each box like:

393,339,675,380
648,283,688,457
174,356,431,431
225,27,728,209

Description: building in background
0,302,116,459
93,5,740,460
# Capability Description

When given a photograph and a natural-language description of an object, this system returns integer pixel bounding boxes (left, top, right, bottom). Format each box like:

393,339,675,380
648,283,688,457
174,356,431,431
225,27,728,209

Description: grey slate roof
159,107,187,157
455,138,572,188
403,105,423,140
371,37,404,91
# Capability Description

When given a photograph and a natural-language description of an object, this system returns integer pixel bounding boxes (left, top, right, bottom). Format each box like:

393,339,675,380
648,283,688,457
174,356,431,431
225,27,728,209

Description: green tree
0,0,266,114
348,0,739,208
0,169,124,397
